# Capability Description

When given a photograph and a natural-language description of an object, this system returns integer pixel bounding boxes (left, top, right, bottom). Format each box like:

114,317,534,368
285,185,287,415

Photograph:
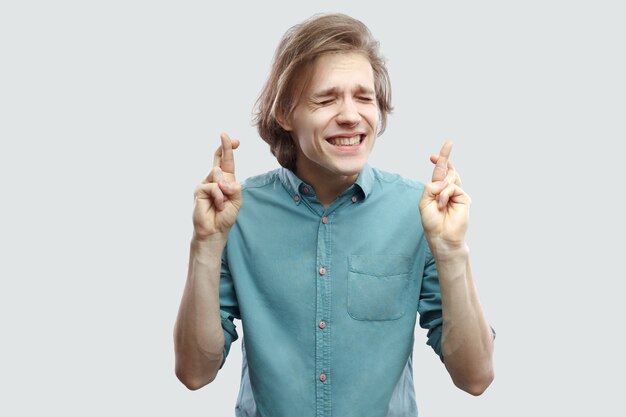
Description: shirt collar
278,164,374,201
354,163,374,199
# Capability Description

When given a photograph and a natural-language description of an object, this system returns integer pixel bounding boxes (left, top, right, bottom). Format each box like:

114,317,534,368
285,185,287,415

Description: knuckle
195,183,217,199
194,184,207,196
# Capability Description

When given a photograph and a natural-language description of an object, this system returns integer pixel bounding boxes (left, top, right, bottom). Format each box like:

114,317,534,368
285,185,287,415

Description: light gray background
1,1,625,416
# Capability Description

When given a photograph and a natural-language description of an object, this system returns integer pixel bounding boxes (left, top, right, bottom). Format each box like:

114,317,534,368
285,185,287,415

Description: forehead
303,52,375,93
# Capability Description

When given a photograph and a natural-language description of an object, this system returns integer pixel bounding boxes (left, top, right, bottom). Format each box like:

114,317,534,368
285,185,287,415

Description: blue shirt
219,165,444,417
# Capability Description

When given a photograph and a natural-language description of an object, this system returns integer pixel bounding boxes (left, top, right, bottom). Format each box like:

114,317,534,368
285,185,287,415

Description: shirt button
319,373,327,382
294,194,300,202
302,187,309,194
321,216,328,224
319,267,326,276
351,196,358,203
319,321,327,329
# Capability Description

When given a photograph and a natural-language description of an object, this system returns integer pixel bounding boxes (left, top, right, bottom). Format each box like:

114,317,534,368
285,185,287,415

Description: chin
331,160,367,177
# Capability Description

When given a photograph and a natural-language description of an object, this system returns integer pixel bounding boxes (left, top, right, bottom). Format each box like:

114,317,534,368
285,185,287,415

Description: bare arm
174,134,241,390
429,242,494,396
419,142,494,395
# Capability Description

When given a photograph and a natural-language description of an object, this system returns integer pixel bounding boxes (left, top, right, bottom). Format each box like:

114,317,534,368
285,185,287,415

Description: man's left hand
419,141,471,249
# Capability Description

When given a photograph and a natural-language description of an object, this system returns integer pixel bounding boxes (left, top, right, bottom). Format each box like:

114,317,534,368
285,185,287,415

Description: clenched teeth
327,135,362,146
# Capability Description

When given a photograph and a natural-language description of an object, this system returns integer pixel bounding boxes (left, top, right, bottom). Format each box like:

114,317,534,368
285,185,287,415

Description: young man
174,13,494,417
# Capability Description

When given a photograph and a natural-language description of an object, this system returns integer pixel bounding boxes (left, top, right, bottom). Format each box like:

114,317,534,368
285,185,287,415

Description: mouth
325,134,365,147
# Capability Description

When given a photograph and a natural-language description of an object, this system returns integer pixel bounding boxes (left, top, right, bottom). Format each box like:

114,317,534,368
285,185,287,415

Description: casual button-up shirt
219,165,444,417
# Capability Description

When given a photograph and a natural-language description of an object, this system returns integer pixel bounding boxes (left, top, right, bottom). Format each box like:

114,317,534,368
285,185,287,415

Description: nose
335,98,361,126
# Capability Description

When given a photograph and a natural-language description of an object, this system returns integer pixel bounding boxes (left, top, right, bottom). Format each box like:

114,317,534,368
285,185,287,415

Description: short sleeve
219,247,240,368
417,247,444,362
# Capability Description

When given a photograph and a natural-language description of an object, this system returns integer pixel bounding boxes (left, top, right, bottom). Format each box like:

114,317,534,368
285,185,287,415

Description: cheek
296,116,326,143
293,126,319,154
367,107,380,126
357,104,378,124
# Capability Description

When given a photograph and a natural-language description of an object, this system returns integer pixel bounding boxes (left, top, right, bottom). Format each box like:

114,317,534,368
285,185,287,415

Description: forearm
430,241,494,395
174,235,227,390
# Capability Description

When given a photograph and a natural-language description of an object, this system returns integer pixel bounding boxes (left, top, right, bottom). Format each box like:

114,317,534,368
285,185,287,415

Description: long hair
254,13,393,171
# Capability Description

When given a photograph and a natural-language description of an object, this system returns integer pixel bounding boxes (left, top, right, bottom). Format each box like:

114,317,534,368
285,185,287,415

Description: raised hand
192,133,242,240
418,141,471,248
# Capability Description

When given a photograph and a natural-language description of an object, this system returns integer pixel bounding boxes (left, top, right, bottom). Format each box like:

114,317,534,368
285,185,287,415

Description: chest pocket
347,255,413,321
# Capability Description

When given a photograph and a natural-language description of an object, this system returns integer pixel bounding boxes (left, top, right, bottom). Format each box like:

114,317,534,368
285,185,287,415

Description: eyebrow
311,85,375,99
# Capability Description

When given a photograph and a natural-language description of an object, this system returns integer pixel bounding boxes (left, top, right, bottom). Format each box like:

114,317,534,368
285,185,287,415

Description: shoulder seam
241,169,281,190
371,168,425,190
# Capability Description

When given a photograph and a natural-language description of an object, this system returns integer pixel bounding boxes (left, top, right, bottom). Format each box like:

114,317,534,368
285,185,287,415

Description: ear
276,112,293,132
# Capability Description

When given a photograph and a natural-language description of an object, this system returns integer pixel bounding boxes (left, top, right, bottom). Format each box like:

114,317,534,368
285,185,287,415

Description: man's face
284,52,379,181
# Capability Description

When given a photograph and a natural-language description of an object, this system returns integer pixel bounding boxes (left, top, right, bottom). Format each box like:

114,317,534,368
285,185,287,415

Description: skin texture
280,53,379,207
419,142,495,395
174,133,242,390
174,52,494,395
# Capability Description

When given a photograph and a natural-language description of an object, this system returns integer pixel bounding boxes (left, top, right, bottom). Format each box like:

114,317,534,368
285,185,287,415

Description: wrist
427,238,470,262
191,233,228,257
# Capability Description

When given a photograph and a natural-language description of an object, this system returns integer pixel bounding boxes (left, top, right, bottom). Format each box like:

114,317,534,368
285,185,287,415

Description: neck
295,163,359,208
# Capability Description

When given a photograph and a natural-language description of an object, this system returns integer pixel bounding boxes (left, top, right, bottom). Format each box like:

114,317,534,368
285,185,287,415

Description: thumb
422,181,447,200
419,181,447,211
218,180,243,205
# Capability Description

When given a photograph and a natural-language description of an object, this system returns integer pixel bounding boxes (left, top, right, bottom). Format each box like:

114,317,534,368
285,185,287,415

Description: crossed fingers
198,133,240,210
213,133,238,174
204,133,240,184
430,141,462,185
430,141,464,209
430,157,462,188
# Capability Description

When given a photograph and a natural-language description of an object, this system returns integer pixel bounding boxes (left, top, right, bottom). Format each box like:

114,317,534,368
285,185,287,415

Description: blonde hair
254,13,393,171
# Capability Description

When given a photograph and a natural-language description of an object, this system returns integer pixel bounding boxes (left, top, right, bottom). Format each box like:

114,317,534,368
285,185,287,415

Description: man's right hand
192,133,242,240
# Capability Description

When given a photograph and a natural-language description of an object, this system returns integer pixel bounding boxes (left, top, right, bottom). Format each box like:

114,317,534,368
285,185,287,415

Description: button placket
315,206,332,412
